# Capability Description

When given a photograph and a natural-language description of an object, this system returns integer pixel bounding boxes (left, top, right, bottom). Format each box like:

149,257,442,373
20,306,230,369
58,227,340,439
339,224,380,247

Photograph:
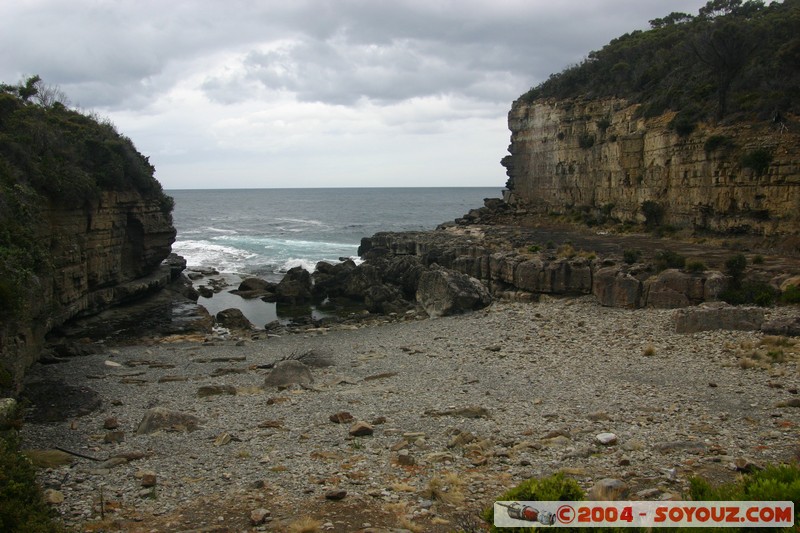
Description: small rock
103,417,119,429
104,431,125,444
589,478,629,499
734,457,763,473
636,488,662,499
330,411,355,424
325,489,347,501
97,457,128,469
596,432,618,445
140,472,157,488
349,421,374,437
250,508,271,525
396,449,416,466
372,416,387,425
44,489,64,505
213,433,233,446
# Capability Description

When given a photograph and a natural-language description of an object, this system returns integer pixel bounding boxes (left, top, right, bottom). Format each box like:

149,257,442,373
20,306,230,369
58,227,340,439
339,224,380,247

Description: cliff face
502,98,800,235
1,191,175,393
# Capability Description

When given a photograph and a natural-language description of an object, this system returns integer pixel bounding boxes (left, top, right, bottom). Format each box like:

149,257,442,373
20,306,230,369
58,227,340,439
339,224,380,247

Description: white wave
275,217,328,227
205,227,238,234
172,240,257,273
280,258,320,273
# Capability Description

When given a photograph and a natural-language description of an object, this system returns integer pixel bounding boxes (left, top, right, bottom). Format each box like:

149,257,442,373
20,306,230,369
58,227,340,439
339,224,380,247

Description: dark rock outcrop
275,267,313,304
215,308,253,330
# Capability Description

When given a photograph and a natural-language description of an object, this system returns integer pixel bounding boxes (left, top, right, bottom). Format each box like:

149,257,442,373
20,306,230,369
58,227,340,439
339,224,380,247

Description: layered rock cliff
0,191,175,394
501,97,800,236
0,82,178,394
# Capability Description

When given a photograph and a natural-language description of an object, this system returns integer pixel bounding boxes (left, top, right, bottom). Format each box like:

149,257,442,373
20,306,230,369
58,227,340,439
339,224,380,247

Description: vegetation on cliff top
520,0,800,123
0,76,173,317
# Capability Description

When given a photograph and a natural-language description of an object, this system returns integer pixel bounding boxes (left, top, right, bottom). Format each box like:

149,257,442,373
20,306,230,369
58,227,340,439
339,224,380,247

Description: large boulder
275,266,313,304
215,308,253,330
643,269,727,308
416,267,492,318
312,259,357,299
593,266,642,308
674,302,765,333
761,316,800,337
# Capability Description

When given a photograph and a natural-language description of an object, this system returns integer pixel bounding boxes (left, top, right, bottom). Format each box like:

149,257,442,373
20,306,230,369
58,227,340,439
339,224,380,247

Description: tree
17,75,41,102
690,20,756,119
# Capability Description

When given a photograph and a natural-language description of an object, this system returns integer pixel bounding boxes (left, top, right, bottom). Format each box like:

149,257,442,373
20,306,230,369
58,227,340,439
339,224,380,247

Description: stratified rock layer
502,98,800,235
1,191,175,393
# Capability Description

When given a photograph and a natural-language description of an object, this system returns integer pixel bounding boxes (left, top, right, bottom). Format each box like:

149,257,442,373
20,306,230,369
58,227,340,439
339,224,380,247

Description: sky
1,0,711,190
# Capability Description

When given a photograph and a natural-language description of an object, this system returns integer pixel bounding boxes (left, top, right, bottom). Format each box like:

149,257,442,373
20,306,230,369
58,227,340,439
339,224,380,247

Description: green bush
689,463,800,527
655,250,686,271
685,260,707,273
725,254,748,287
623,249,642,264
721,280,776,307
741,149,774,176
482,473,584,532
0,433,64,532
578,132,595,149
641,200,664,228
780,285,800,304
704,135,735,153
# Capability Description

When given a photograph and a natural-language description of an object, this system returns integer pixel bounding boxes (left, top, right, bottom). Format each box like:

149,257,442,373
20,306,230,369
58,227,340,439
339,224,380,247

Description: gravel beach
21,297,800,532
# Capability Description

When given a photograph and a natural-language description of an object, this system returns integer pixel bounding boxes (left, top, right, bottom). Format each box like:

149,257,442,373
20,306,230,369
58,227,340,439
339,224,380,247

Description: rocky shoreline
19,293,800,532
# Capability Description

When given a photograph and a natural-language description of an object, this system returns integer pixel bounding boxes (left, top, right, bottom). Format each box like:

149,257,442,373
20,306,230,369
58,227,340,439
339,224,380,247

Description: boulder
231,277,277,298
135,407,202,434
215,308,253,330
762,316,800,337
674,302,764,333
643,269,725,308
275,266,313,304
593,266,642,308
416,267,492,318
263,360,313,389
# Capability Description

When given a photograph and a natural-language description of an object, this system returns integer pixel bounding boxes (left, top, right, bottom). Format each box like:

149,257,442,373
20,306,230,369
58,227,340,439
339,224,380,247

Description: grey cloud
1,0,711,111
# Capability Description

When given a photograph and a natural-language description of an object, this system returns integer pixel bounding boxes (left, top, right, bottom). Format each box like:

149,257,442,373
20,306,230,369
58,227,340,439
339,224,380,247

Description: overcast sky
1,0,710,189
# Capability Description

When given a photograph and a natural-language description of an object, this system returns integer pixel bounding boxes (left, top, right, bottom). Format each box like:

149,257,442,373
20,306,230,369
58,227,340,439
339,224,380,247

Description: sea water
170,187,500,326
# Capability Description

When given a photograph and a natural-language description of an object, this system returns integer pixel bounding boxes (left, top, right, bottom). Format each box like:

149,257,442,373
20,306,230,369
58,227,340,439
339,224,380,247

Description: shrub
577,132,595,149
623,249,642,264
725,254,748,287
685,260,707,273
527,245,541,253
752,254,764,265
741,148,773,176
655,250,686,271
641,200,664,228
721,281,776,307
781,285,800,304
483,473,584,532
0,433,64,532
596,117,612,131
704,134,735,153
689,463,800,524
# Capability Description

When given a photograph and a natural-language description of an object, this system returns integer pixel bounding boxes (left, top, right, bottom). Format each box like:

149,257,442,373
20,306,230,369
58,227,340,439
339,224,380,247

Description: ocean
169,187,501,325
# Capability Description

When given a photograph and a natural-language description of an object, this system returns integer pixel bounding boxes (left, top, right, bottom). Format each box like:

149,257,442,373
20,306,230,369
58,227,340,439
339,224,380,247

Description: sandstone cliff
0,80,183,394
0,191,175,394
501,97,800,236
